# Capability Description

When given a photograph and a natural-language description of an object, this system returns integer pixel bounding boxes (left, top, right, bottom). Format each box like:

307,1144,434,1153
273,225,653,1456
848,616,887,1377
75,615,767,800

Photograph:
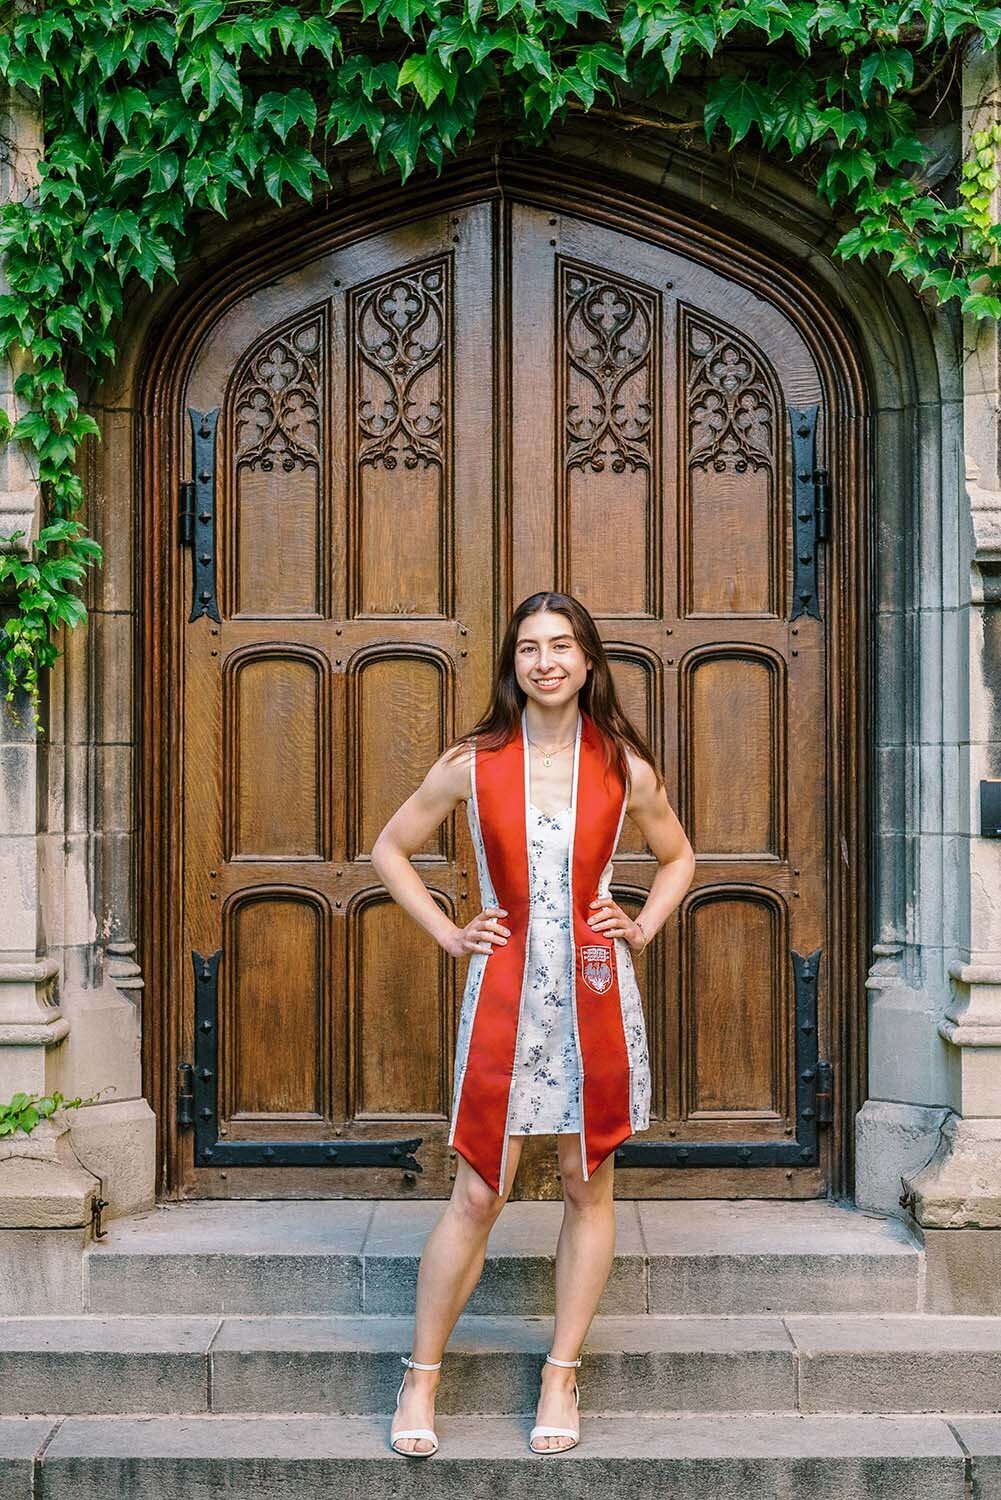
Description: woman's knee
451,1169,506,1227
559,1145,614,1210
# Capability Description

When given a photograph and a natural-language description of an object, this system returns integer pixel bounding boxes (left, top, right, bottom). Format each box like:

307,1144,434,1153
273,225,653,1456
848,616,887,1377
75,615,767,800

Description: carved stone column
0,82,105,1277
0,86,69,1088
904,42,1001,1266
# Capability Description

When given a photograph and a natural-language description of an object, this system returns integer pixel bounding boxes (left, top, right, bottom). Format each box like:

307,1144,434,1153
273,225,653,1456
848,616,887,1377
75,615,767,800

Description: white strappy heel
529,1351,582,1454
390,1354,442,1457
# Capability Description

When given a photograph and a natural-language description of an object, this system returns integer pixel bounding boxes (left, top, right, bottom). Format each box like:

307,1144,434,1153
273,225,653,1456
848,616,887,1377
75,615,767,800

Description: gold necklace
527,736,575,768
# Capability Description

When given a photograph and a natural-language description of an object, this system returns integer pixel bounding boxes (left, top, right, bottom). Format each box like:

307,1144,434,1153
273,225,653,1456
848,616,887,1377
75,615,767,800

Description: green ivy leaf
96,85,153,143
326,93,386,147
377,112,425,178
13,10,75,62
45,306,85,340
6,52,58,93
400,52,459,106
179,0,226,39
261,144,330,203
704,73,770,147
254,88,319,141
85,206,144,256
546,0,610,22
118,233,178,291
858,47,914,100
110,145,180,194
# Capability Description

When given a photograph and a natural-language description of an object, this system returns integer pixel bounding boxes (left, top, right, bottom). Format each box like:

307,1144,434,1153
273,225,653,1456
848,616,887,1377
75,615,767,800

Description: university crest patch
580,943,613,995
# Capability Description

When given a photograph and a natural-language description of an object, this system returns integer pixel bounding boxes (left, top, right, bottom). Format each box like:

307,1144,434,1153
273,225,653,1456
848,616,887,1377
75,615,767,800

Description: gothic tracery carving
686,316,774,474
234,314,323,472
354,260,447,471
562,264,654,474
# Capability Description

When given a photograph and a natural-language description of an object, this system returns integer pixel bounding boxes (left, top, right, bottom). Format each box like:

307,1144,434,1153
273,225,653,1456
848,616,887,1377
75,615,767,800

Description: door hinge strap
788,405,823,622
182,406,221,624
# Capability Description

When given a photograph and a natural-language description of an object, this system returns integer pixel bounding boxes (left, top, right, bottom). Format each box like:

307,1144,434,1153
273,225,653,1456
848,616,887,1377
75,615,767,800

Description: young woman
371,590,696,1458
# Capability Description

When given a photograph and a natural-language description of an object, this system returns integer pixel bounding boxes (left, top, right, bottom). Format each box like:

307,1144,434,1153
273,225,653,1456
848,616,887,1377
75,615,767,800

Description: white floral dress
508,801,652,1136
509,802,580,1134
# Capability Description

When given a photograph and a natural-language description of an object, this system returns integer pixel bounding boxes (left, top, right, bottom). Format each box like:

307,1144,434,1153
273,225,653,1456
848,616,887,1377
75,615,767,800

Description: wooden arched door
163,189,842,1200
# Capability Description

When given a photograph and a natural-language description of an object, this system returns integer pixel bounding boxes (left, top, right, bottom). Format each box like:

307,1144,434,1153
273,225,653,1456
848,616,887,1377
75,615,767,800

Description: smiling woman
371,588,695,1458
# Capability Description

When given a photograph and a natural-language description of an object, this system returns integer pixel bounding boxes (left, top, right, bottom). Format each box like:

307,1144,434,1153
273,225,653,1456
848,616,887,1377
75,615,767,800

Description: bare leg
531,1133,616,1450
391,1134,525,1453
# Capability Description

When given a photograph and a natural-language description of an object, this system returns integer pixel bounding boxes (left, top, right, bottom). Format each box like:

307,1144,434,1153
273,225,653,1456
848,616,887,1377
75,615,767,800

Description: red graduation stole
449,706,634,1194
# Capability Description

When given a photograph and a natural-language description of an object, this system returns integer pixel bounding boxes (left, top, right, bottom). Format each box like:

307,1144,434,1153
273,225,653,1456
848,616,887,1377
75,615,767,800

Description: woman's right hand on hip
448,906,510,957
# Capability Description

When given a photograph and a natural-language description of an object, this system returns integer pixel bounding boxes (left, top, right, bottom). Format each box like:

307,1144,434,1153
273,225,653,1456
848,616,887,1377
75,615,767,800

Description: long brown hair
445,591,665,795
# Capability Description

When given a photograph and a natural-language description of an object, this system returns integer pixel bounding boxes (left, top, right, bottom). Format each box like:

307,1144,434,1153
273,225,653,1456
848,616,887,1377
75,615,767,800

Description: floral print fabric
507,801,652,1136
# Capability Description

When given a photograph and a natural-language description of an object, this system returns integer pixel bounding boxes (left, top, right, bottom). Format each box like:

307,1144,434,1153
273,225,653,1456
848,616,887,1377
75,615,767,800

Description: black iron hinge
178,480,196,548
177,1061,195,1131
816,1058,833,1126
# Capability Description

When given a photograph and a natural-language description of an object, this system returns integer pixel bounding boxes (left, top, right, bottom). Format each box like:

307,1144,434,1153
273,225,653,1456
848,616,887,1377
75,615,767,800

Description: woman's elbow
371,832,393,879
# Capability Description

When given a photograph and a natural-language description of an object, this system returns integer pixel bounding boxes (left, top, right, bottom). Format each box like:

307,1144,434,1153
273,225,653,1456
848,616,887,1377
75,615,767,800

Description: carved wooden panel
686,649,783,858
225,891,327,1119
686,892,787,1118
561,262,658,618
351,259,449,618
231,311,325,618
681,307,781,618
607,649,659,858
354,650,449,861
227,648,328,862
354,893,450,1118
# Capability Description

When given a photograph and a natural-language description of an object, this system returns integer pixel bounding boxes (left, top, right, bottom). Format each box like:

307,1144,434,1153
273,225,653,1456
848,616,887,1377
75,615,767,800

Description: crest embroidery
580,943,613,995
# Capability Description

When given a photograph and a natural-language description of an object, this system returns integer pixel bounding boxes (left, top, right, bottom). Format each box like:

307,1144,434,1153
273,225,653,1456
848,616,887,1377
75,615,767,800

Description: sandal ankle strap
401,1354,443,1370
545,1352,582,1367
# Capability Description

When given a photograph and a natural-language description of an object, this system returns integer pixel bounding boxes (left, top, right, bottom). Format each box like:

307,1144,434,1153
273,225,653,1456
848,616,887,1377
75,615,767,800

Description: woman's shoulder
623,746,656,805
436,740,475,804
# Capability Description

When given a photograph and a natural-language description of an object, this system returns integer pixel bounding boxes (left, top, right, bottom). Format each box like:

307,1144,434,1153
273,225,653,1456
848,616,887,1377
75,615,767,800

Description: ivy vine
0,1086,103,1136
0,0,1000,731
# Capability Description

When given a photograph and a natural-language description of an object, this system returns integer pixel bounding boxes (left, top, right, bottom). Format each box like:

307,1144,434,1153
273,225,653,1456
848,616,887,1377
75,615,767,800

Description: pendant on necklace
542,753,552,767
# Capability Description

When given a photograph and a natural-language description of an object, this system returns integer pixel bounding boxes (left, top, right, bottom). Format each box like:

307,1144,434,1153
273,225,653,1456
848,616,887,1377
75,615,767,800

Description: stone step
84,1198,921,1315
0,1412,979,1499
4,1313,1001,1417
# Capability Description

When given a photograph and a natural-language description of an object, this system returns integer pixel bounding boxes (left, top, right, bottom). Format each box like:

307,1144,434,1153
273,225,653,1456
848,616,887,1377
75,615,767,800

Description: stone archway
133,149,878,1201
2,105,958,1221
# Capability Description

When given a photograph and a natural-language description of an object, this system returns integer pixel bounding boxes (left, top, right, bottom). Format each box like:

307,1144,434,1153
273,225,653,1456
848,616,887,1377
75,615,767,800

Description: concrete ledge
0,1227,90,1315
922,1228,1001,1313
0,1113,99,1231
908,1117,1001,1230
0,1417,57,1500
84,1199,921,1317
210,1313,796,1416
33,1412,967,1500
0,1316,217,1415
787,1315,1001,1412
12,1311,1001,1419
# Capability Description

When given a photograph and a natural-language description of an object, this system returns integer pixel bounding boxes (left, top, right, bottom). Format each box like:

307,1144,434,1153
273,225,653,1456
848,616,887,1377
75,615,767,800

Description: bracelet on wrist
634,915,649,952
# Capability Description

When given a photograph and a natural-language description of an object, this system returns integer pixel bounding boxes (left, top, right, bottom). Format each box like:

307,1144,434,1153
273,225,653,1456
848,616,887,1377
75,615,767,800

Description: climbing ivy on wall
0,0,1000,730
